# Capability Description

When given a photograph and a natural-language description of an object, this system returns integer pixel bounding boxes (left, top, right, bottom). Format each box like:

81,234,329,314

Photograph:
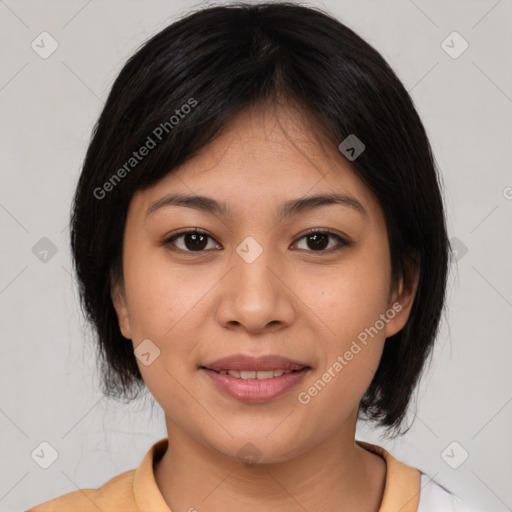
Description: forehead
131,104,383,223
177,105,344,183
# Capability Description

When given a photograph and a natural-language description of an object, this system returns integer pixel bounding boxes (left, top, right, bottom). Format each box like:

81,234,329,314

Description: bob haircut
70,2,449,434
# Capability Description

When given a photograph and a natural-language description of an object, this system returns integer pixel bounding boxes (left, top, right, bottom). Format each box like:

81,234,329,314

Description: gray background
1,0,511,510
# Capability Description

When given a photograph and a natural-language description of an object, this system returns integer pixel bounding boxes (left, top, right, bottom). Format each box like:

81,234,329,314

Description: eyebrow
146,192,367,219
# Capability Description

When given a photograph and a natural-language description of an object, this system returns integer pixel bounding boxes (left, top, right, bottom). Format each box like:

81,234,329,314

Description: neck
154,417,386,512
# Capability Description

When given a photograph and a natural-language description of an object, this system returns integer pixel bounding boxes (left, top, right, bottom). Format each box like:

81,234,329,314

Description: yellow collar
356,440,420,512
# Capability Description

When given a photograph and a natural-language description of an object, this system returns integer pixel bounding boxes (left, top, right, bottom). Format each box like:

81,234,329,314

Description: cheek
295,265,390,428
122,245,206,339
300,244,392,344
294,241,391,403
121,250,207,413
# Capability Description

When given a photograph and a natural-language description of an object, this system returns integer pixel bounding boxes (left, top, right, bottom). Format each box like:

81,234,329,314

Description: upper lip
201,354,310,372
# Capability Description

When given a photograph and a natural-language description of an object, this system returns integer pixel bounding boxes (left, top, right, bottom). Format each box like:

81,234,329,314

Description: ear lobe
384,263,420,339
111,282,132,340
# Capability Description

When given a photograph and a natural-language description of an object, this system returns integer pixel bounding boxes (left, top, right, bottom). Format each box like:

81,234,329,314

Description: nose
216,241,296,334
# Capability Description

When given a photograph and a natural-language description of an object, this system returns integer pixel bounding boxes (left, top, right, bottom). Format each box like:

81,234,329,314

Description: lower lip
201,368,310,403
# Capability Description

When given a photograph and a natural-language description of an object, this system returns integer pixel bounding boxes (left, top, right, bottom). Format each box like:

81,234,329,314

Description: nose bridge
234,234,277,300
218,234,293,331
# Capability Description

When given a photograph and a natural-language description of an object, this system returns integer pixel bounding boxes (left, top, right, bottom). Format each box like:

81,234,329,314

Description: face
112,105,416,463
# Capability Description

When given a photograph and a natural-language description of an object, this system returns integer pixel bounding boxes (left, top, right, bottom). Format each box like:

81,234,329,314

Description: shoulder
356,440,481,512
418,473,482,512
26,438,170,512
25,468,137,512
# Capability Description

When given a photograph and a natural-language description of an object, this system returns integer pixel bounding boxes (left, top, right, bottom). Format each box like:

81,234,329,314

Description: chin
206,432,309,466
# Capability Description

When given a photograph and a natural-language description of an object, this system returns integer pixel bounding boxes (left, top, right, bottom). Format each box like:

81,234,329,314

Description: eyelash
163,228,350,255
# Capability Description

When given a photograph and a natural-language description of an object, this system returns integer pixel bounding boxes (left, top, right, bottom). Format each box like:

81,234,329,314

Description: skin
112,104,418,512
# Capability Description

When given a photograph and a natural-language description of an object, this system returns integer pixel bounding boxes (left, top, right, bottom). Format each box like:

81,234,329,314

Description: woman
28,2,476,511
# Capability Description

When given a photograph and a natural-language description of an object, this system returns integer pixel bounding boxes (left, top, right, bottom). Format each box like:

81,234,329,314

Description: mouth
199,354,311,403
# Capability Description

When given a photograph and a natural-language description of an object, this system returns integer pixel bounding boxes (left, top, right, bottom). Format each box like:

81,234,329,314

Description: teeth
220,369,294,380
256,370,275,380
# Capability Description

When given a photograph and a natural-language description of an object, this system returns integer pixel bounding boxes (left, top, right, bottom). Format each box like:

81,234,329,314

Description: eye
293,229,349,252
163,228,349,254
164,229,221,253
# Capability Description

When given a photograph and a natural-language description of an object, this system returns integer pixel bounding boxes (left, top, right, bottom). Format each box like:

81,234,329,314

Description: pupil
308,233,328,250
186,233,207,250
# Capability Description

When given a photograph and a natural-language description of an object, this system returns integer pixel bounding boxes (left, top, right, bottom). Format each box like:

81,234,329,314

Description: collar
356,440,420,512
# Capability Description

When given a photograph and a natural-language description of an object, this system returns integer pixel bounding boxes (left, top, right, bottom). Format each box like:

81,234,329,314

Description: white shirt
417,473,481,511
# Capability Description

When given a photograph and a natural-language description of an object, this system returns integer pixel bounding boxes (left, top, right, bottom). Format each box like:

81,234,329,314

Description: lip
202,354,309,372
201,367,310,403
200,354,311,403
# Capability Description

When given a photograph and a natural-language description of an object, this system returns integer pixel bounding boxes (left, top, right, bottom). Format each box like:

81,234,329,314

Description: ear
111,279,132,340
384,259,420,338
